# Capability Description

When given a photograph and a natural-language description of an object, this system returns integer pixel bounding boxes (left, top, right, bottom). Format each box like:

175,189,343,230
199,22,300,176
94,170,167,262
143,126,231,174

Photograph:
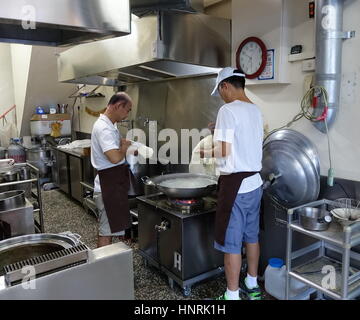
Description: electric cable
265,85,334,186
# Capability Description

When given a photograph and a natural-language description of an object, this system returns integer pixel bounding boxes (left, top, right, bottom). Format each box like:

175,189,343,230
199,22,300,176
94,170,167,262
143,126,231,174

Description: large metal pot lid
264,129,320,175
261,140,320,207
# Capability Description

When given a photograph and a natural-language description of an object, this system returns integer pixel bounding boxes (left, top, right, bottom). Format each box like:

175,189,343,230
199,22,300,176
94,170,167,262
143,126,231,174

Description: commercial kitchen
0,0,359,301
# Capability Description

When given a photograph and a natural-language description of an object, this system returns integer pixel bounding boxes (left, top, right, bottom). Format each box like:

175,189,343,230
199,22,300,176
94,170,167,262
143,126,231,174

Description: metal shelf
289,221,360,248
290,256,360,300
0,162,44,234
285,199,360,300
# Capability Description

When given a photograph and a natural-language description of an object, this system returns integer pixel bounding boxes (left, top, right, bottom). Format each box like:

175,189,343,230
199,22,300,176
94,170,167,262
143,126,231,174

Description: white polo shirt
91,114,125,192
213,100,263,194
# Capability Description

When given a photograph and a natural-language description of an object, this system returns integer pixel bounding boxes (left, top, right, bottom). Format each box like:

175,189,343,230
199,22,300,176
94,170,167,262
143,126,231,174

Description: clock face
236,37,267,79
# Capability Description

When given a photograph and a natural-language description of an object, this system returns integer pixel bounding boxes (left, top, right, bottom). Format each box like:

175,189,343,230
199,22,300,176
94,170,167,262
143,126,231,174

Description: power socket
302,58,316,72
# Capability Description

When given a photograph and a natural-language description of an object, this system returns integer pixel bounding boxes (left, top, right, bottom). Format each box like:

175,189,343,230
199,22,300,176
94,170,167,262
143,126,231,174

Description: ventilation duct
313,0,355,133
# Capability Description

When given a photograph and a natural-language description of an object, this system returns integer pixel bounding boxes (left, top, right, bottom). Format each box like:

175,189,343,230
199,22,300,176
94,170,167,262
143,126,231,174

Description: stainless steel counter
56,147,86,158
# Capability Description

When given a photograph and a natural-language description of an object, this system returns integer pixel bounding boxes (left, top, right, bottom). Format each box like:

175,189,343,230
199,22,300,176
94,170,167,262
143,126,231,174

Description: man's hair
220,69,246,90
108,92,131,106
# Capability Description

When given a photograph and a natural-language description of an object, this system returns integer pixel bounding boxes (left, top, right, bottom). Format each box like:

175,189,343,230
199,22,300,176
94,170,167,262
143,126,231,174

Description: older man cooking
91,92,134,247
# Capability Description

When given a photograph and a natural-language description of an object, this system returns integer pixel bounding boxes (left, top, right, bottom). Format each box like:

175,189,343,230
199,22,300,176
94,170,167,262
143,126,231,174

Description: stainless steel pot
296,207,332,231
0,190,26,211
25,147,51,177
0,169,19,183
142,173,218,199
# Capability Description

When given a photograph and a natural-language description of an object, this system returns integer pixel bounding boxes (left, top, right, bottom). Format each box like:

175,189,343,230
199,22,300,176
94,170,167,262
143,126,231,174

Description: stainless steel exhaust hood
57,12,230,86
0,0,131,46
130,0,204,15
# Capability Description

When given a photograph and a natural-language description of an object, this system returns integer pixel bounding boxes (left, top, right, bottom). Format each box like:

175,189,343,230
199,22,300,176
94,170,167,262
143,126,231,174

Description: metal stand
285,199,360,300
139,249,224,297
0,162,44,233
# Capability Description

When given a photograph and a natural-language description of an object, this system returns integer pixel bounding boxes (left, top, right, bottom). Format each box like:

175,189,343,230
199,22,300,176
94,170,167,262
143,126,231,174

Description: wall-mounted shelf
288,52,315,62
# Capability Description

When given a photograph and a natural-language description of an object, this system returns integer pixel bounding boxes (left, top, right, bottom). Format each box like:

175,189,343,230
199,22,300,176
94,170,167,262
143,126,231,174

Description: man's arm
200,141,231,159
104,138,131,164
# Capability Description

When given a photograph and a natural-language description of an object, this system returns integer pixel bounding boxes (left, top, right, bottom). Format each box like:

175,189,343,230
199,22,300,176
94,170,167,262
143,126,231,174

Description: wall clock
236,37,267,79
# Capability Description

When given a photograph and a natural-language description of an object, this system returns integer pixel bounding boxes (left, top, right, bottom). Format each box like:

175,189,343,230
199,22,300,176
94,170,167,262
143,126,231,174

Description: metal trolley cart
285,199,360,300
0,162,44,233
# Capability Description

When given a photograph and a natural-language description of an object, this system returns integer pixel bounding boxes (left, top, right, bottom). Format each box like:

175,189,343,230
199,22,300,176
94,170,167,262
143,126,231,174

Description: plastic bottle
7,138,26,163
264,258,309,300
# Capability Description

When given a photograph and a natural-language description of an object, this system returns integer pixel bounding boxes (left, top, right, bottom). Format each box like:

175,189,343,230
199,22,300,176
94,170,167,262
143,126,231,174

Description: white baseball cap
211,67,245,96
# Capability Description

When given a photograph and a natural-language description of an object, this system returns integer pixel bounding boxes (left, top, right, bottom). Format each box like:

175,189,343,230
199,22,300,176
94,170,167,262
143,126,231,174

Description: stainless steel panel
0,199,34,239
58,12,230,85
0,0,131,46
135,76,222,165
0,242,134,300
57,150,69,195
130,0,204,15
69,156,82,202
138,201,223,280
82,157,96,186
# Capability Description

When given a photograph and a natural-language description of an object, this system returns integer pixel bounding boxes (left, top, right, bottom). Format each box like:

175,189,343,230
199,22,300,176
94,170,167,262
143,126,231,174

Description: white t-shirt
91,114,125,192
213,100,263,193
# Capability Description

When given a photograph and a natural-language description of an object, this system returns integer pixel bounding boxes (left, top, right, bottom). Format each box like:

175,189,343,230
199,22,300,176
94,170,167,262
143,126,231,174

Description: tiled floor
41,189,272,300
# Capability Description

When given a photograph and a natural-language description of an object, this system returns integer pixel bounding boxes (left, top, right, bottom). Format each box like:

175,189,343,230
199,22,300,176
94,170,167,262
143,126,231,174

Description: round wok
142,173,218,199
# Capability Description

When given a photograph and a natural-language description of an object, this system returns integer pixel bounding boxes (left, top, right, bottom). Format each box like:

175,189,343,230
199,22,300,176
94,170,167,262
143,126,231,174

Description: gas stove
136,192,223,297
137,193,217,216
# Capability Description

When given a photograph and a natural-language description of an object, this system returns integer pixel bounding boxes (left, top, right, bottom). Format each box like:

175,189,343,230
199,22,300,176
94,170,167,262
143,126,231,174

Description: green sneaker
240,279,263,300
215,293,241,300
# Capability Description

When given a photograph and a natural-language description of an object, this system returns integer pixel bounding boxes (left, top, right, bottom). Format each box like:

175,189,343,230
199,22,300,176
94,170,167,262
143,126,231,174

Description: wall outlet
302,58,316,72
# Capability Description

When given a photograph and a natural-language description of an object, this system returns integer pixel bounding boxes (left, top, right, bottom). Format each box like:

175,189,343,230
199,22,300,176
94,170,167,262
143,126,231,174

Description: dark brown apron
98,164,131,233
215,172,259,246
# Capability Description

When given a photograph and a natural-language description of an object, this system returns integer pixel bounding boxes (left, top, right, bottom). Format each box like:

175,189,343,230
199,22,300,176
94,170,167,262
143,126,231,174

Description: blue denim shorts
214,187,262,254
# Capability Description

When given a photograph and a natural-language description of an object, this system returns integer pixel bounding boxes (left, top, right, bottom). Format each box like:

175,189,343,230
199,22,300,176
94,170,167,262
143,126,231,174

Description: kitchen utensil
0,159,14,173
261,140,320,206
0,169,19,183
0,190,26,211
264,129,320,175
296,207,332,231
142,173,218,199
331,208,360,226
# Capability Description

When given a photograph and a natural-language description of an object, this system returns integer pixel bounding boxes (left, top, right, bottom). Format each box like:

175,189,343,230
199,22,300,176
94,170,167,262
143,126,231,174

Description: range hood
0,0,131,46
57,11,231,86
130,0,204,15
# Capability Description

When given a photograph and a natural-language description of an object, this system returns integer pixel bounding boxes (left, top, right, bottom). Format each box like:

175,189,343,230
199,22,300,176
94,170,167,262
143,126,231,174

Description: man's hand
120,138,131,153
105,139,132,164
207,122,215,133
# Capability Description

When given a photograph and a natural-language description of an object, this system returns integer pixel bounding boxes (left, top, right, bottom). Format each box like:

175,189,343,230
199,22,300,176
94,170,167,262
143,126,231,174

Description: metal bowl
296,207,331,231
0,190,26,211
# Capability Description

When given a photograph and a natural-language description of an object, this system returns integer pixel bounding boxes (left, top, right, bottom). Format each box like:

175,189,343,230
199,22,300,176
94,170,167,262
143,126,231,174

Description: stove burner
168,198,204,213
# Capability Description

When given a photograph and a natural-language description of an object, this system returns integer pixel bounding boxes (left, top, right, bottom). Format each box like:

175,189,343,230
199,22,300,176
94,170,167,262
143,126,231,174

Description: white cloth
91,114,125,192
57,139,91,149
189,134,217,176
213,100,263,194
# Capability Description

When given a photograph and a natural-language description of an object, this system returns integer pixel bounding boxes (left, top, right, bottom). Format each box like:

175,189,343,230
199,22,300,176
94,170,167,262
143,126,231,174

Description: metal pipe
313,0,354,133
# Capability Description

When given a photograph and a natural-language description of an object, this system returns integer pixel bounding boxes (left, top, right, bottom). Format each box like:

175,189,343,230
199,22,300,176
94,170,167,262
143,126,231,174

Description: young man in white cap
200,67,264,300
